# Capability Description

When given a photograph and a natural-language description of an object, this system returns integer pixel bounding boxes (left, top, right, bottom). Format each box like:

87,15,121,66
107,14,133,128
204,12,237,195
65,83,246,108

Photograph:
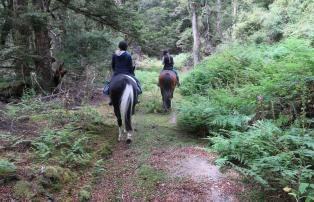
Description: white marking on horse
127,132,132,143
120,83,134,134
125,75,137,85
118,127,123,141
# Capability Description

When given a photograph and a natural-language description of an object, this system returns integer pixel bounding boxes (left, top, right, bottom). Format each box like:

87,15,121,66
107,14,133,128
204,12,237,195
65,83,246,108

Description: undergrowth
178,38,314,201
1,90,116,200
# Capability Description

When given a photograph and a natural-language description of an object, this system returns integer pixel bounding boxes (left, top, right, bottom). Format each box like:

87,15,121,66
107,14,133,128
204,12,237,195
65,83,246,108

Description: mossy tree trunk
190,1,201,66
32,0,55,92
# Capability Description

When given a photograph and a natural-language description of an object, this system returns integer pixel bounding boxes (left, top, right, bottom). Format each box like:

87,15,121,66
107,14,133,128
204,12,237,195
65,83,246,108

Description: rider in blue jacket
103,41,142,104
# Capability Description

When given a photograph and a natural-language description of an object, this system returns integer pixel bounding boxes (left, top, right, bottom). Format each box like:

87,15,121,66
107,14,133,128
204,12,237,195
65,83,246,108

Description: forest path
91,104,247,201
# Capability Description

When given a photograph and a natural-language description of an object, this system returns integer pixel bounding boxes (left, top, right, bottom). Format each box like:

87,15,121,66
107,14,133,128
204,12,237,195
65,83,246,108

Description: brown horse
159,70,177,111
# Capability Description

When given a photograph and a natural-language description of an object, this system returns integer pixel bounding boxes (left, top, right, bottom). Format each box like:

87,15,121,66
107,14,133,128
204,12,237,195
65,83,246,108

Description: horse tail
120,83,134,132
162,73,173,99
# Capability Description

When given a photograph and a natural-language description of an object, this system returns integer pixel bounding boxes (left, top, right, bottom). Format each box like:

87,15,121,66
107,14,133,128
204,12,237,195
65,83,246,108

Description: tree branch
55,0,133,36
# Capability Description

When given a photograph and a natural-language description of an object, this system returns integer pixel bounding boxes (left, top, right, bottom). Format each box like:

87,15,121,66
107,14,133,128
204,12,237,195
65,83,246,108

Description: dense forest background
0,0,314,201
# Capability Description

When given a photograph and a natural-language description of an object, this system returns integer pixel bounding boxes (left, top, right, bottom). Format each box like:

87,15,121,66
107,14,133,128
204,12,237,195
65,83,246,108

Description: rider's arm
170,56,174,67
111,55,115,71
128,55,135,75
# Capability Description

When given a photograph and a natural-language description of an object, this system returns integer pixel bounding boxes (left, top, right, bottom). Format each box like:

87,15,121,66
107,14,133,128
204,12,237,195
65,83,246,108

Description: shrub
173,53,191,70
210,122,314,200
178,38,314,200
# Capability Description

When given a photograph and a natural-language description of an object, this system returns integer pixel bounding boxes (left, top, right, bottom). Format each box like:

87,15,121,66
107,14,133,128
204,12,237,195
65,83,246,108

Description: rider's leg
172,68,180,86
133,77,142,95
133,77,142,104
103,80,110,95
103,80,113,105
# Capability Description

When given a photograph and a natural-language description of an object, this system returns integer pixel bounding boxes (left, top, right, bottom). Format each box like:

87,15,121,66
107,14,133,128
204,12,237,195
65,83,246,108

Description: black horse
110,74,138,143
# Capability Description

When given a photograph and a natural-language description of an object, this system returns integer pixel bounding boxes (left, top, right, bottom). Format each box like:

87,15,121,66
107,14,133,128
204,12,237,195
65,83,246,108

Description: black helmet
119,41,128,51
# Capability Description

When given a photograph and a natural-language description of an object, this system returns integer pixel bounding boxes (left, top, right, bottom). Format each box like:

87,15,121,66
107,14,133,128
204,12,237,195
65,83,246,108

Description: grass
132,112,201,153
134,164,166,200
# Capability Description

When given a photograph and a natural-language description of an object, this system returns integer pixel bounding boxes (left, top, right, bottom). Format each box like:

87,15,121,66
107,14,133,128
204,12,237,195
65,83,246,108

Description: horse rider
161,50,180,86
103,41,142,105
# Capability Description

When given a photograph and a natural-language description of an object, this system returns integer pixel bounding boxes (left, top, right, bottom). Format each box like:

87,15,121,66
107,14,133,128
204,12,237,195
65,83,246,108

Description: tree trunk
204,2,214,55
32,0,55,92
1,0,13,46
232,0,238,39
12,0,31,82
216,0,222,40
1,20,12,45
190,2,201,66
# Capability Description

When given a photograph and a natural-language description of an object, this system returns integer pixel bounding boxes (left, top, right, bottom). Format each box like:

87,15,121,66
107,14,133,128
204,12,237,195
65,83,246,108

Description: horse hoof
126,139,132,144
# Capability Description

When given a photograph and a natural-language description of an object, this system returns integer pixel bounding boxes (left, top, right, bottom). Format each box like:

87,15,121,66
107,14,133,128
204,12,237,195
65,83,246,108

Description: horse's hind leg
125,104,133,144
114,106,123,141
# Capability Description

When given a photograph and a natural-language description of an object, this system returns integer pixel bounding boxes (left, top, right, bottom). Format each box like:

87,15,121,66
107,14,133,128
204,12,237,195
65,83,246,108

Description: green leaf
299,183,310,194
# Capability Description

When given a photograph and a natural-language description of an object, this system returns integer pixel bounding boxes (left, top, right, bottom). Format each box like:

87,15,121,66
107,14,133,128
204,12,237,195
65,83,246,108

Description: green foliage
135,164,166,199
173,53,191,70
97,143,113,158
13,180,34,199
210,122,314,199
179,38,314,200
136,70,159,91
136,69,164,113
234,0,314,42
138,0,189,56
32,106,110,168
33,127,92,168
6,89,62,118
176,28,193,52
0,159,16,178
39,166,75,191
78,188,91,202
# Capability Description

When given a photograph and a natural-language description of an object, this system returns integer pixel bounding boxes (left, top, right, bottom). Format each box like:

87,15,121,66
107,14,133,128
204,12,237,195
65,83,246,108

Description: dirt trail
91,109,248,202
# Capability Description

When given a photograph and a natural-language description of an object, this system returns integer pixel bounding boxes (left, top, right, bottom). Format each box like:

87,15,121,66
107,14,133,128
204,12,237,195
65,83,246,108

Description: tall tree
204,0,214,55
189,1,201,66
216,0,223,39
0,0,141,95
232,0,238,39
32,0,55,91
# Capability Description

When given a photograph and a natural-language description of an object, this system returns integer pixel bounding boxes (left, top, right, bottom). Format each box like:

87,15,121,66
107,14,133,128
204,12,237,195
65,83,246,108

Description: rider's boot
176,78,181,87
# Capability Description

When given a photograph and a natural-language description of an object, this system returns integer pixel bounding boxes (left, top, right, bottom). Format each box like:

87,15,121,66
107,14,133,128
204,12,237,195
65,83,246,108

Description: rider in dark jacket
103,41,142,103
162,50,180,86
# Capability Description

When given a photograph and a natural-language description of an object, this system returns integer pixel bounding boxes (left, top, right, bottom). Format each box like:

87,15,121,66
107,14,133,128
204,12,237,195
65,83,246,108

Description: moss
78,186,92,202
40,166,75,191
97,143,113,158
30,114,47,122
0,159,16,180
13,180,35,199
135,164,166,199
